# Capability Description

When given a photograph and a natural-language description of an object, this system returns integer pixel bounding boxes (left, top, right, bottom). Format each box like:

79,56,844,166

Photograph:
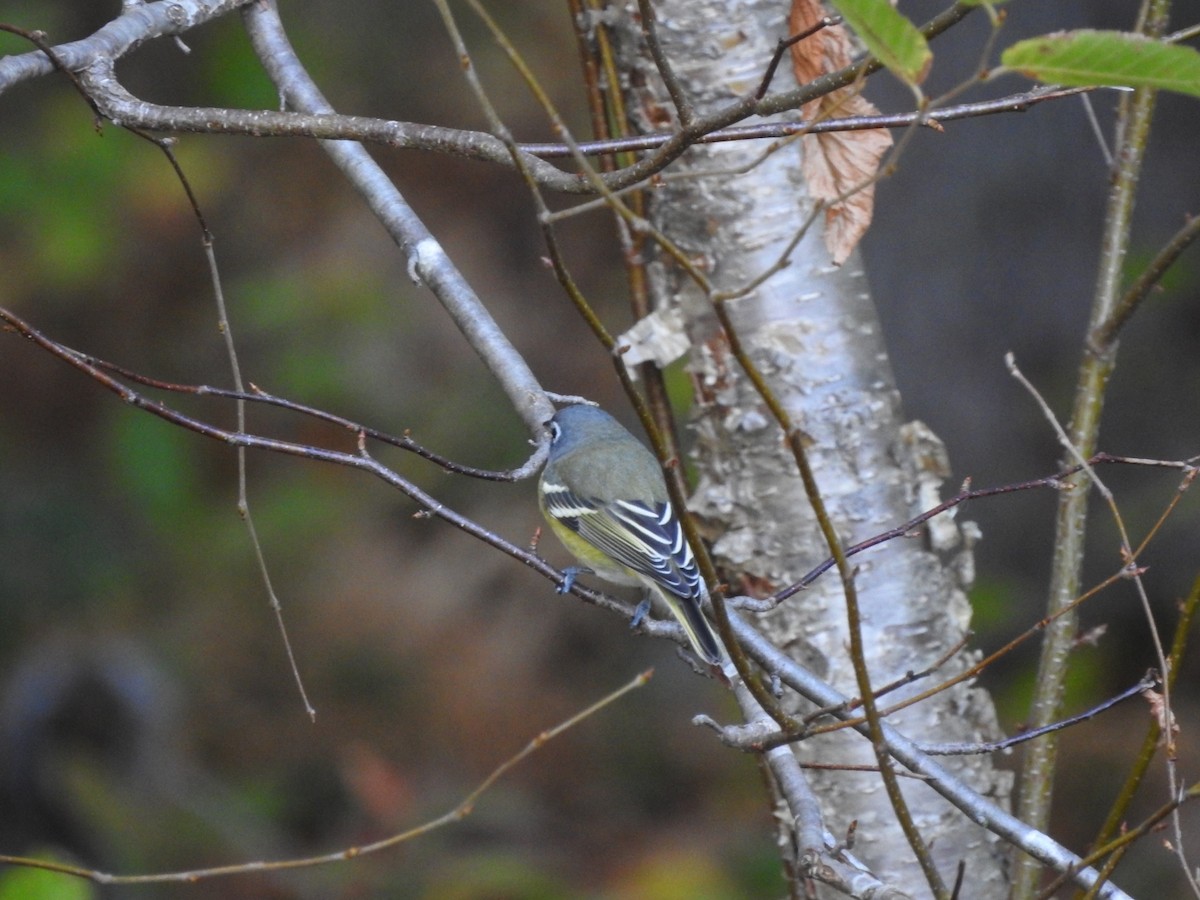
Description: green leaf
0,857,97,900
829,0,932,85
1002,30,1200,98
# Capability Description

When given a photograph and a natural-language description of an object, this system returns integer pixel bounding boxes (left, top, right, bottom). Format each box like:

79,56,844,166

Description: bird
537,404,723,664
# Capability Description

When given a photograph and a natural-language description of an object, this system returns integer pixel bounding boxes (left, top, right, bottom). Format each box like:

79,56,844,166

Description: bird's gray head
546,405,631,460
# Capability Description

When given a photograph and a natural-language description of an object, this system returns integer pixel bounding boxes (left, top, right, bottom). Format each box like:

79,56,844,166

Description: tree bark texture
610,2,1012,894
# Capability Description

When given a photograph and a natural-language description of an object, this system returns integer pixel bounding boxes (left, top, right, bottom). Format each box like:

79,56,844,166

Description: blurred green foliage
0,4,775,898
2,2,1197,898
0,856,96,900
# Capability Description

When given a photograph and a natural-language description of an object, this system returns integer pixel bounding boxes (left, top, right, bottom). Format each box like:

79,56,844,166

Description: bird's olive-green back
547,434,669,503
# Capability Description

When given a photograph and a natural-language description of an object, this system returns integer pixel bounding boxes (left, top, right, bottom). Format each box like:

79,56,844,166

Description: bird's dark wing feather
542,484,702,599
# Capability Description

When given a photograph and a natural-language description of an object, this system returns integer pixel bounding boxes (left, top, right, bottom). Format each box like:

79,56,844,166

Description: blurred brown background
1,2,1198,897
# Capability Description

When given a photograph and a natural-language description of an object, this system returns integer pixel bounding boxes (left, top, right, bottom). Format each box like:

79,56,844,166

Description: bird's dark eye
548,421,562,444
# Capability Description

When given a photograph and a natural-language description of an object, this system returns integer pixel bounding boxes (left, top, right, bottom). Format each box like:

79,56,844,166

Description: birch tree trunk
612,3,1012,894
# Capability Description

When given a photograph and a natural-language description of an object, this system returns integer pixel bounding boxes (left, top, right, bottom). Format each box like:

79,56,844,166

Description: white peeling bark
610,2,1011,894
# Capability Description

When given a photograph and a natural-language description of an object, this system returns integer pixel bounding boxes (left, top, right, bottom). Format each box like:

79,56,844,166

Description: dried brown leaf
789,0,893,264
789,0,843,93
1141,688,1179,751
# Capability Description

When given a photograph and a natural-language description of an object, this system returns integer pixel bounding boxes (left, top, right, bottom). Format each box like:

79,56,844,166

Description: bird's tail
654,585,723,665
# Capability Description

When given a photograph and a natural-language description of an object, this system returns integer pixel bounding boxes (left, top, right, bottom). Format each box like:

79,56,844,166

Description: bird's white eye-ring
548,420,563,444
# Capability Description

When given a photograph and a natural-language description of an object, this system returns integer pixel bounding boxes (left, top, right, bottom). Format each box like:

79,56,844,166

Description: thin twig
1048,781,1200,900
1006,353,1175,808
635,0,694,127
202,230,315,720
1090,211,1200,353
1011,1,1176,880
0,669,651,883
241,2,554,467
918,672,1157,755
729,617,1133,899
755,16,844,100
709,301,949,898
1,18,317,719
519,85,1091,158
68,355,530,480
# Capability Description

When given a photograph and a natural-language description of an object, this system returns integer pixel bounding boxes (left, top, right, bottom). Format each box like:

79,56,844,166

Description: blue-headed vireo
538,404,723,664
